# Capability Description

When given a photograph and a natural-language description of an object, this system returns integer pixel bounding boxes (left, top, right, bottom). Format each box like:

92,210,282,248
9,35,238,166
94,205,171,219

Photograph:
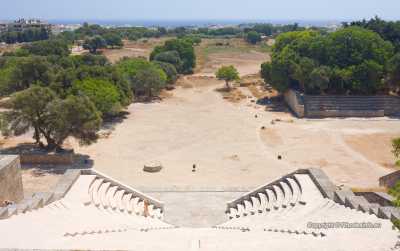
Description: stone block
0,155,23,204
307,168,337,200
378,207,393,219
143,161,163,173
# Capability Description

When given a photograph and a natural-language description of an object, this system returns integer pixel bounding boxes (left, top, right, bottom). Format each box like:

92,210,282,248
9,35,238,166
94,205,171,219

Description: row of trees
261,27,400,95
0,27,50,44
0,38,179,150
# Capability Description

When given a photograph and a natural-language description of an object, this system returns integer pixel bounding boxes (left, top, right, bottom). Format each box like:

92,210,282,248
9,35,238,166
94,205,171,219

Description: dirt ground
70,75,400,189
0,43,21,56
102,38,171,63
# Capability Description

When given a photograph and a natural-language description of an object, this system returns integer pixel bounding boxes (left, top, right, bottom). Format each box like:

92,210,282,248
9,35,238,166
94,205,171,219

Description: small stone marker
143,161,163,173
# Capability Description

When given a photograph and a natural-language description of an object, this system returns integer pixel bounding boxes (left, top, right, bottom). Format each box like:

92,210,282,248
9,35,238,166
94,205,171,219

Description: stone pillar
0,155,24,205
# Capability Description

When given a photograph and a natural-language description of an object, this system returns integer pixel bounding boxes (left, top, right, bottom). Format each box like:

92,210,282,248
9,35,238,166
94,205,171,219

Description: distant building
0,18,52,33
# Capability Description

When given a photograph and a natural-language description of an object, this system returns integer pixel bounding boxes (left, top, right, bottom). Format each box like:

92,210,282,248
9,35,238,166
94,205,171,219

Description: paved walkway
146,191,246,227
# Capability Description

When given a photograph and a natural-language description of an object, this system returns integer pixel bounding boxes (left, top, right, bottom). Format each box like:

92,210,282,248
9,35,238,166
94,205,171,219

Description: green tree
292,57,316,91
308,66,331,94
8,57,54,92
392,138,400,159
261,62,272,84
132,66,167,98
103,33,123,48
154,61,178,84
117,58,167,98
388,53,400,92
326,27,393,68
83,36,107,53
0,86,56,146
153,50,183,72
246,31,262,44
45,95,102,148
345,16,400,52
71,78,121,117
262,27,395,95
216,65,240,89
150,38,196,74
0,86,102,150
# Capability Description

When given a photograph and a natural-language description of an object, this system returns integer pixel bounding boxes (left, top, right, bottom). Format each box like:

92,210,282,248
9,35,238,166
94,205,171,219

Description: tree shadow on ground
257,96,291,113
215,86,233,93
133,96,164,104
101,110,130,132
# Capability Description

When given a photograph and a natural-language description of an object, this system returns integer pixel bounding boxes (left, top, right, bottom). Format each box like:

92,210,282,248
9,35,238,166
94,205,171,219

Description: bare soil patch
344,133,398,169
260,127,284,147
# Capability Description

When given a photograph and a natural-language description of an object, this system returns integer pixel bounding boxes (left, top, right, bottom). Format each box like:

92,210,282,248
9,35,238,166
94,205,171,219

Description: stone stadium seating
0,162,399,250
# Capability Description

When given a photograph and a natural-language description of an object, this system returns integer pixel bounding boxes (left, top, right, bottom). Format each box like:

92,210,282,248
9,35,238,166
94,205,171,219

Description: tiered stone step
0,174,173,239
87,176,163,219
226,174,305,219
219,174,396,242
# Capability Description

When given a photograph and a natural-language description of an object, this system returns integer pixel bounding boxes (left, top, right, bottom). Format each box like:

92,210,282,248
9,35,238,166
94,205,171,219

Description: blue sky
1,0,399,21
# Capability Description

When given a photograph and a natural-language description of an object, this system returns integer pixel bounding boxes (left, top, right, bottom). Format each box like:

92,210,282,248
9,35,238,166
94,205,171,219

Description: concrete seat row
0,174,172,238
227,175,305,219
220,173,396,242
88,177,162,219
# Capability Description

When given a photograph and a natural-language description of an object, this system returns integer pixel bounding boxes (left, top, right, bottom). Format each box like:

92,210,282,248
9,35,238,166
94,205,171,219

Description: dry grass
351,187,388,193
216,87,247,103
0,43,20,55
344,134,398,170
195,38,270,76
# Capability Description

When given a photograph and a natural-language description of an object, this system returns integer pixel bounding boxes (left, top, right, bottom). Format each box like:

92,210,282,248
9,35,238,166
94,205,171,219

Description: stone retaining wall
0,155,23,205
283,89,400,118
379,170,400,188
304,95,400,118
19,152,74,165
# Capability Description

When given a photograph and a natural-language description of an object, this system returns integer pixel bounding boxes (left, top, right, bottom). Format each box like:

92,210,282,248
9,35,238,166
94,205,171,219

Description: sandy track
74,81,295,188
